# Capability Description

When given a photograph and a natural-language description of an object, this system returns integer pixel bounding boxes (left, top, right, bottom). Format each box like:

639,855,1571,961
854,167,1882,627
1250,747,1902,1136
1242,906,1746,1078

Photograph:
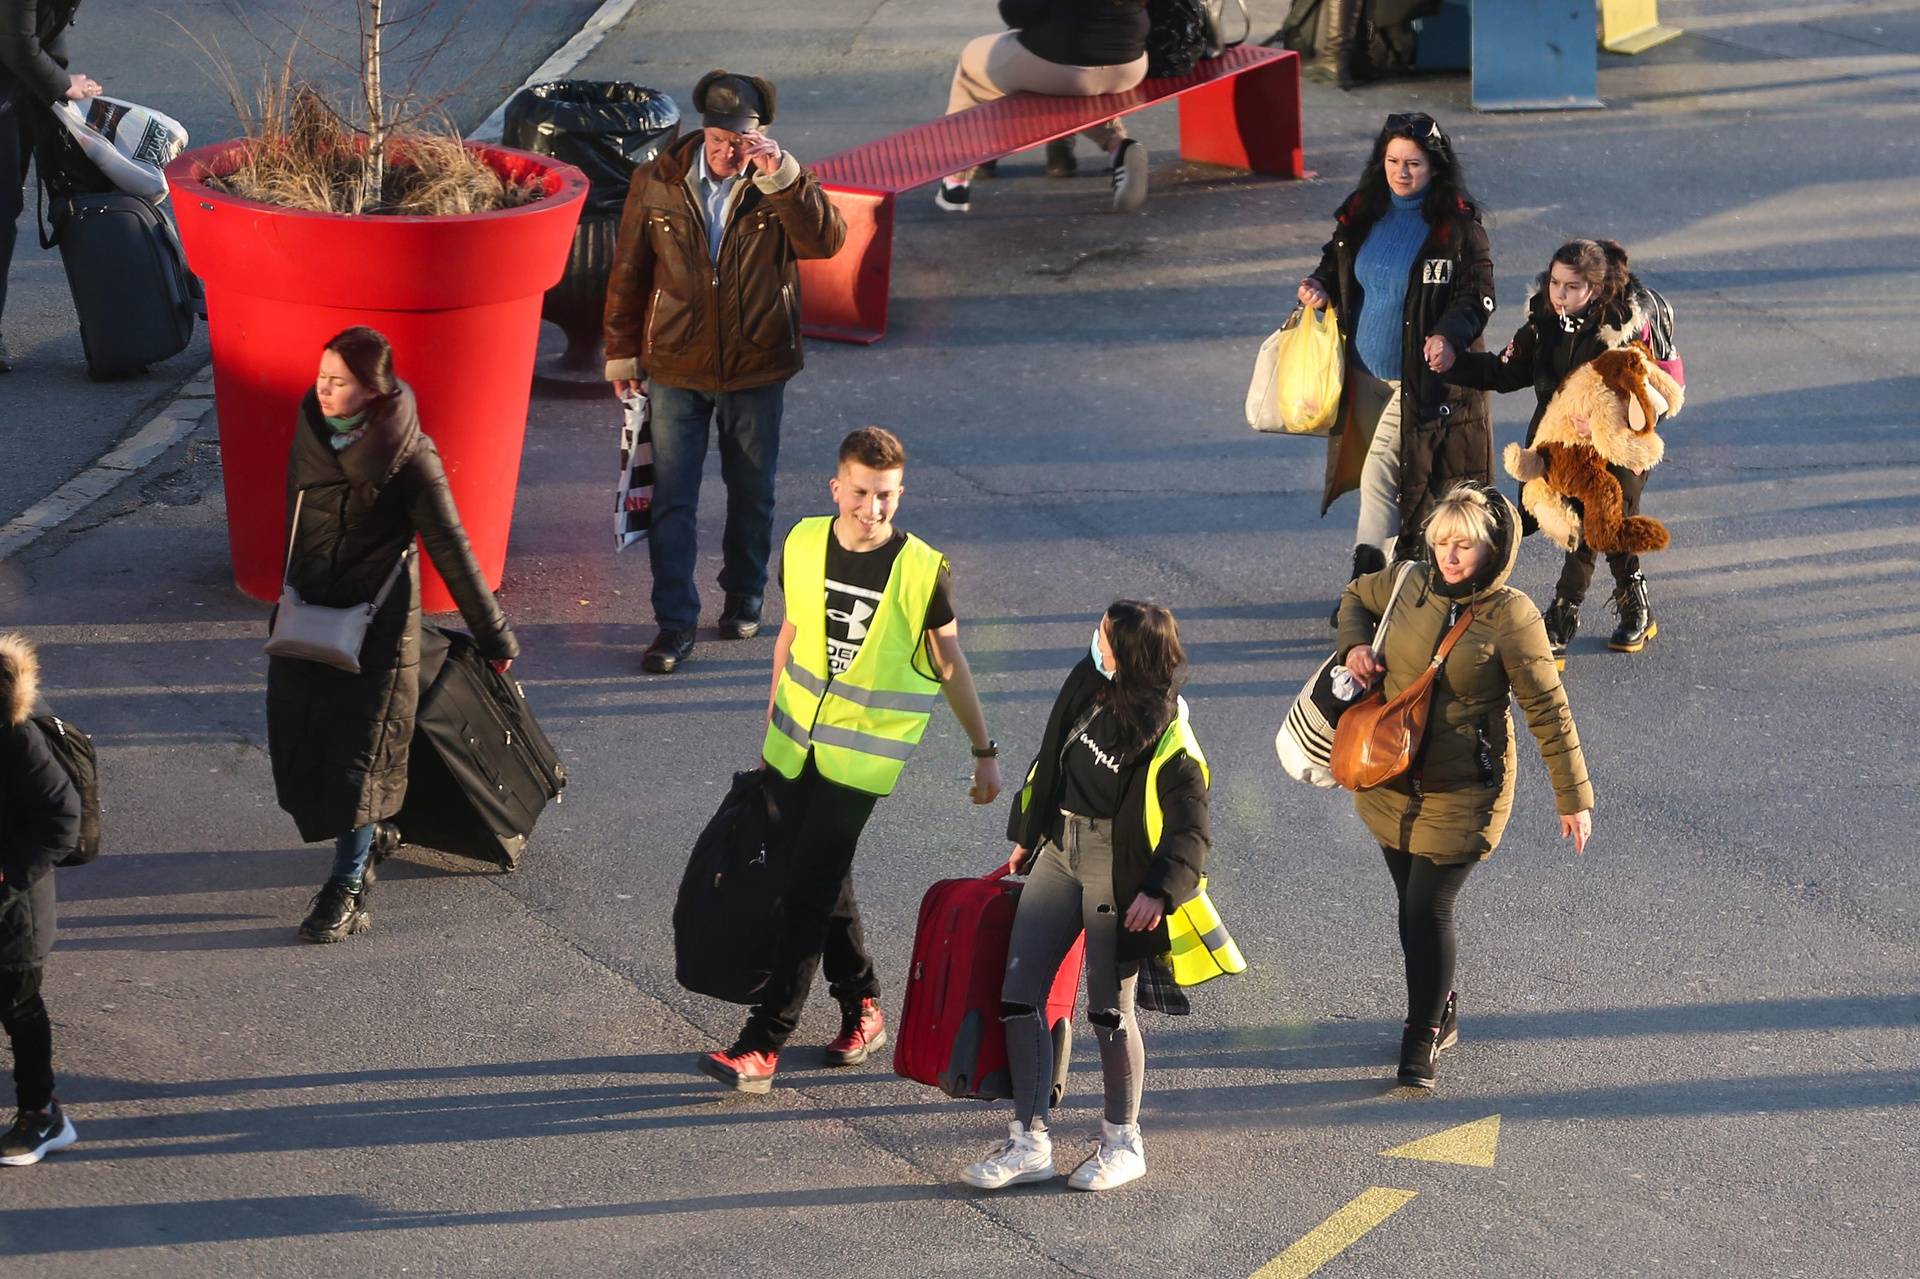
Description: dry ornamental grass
206,84,546,217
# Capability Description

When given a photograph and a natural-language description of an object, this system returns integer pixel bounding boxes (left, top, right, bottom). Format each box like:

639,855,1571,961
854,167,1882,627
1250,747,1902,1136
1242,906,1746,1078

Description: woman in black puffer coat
267,327,518,944
0,632,82,1166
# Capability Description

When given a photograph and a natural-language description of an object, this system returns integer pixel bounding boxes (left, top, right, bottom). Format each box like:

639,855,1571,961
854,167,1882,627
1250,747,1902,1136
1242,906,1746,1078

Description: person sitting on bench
936,0,1152,216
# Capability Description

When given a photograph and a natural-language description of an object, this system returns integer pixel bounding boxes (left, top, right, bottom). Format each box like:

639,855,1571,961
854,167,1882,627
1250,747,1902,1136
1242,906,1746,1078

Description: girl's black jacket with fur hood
1445,273,1651,447
0,635,81,971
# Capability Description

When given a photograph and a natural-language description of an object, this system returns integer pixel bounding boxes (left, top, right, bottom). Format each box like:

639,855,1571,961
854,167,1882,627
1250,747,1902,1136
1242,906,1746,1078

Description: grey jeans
1003,813,1143,1129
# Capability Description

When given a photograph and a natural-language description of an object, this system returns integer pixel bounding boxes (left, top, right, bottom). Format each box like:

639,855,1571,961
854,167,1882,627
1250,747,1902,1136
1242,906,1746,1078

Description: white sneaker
960,1120,1056,1190
1068,1120,1146,1191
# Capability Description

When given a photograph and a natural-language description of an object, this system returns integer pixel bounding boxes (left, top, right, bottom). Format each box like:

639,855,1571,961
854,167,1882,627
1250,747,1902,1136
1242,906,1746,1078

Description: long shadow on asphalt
0,1185,963,1255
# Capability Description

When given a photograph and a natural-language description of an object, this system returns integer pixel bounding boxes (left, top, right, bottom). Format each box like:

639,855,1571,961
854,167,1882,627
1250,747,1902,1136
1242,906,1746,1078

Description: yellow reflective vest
762,516,946,797
1145,709,1248,988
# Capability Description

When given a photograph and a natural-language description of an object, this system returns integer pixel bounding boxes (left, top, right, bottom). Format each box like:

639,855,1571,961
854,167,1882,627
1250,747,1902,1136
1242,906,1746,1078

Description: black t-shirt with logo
1060,705,1133,820
782,527,954,678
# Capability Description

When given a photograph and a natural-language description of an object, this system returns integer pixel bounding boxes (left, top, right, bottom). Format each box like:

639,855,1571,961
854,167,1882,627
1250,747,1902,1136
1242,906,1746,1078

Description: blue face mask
1090,626,1114,680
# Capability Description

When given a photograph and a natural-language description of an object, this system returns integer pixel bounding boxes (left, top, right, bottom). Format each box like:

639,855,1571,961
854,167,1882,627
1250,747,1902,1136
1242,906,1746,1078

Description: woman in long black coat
1297,112,1496,604
267,327,518,944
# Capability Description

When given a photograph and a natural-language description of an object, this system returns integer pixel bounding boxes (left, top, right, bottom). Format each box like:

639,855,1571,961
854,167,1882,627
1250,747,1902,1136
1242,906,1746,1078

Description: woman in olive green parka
1335,483,1592,1088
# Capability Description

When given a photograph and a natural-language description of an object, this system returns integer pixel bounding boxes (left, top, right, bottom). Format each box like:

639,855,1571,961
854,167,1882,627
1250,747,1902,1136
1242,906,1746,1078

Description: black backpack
672,770,792,1005
33,715,101,867
1146,0,1251,77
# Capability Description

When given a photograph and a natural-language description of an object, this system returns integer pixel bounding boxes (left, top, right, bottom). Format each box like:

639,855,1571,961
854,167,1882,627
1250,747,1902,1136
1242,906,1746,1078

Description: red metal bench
797,45,1304,345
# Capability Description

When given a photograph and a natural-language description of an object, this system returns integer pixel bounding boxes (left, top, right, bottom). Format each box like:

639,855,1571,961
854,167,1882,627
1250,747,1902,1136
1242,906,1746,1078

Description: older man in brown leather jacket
604,70,845,674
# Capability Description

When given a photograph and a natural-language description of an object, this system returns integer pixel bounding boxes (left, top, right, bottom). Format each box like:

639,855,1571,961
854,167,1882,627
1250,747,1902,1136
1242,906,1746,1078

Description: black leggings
0,966,54,1112
1554,463,1649,604
1381,848,1474,1029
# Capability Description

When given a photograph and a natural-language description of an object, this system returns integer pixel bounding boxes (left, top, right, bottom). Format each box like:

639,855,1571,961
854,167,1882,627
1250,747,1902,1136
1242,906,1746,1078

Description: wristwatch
971,740,999,759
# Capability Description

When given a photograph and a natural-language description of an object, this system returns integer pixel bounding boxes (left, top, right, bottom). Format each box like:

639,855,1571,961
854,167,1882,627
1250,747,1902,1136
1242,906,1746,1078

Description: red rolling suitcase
894,866,1085,1104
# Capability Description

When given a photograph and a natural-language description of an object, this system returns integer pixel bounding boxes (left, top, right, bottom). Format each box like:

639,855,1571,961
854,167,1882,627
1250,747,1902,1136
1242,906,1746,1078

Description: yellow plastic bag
1245,305,1344,436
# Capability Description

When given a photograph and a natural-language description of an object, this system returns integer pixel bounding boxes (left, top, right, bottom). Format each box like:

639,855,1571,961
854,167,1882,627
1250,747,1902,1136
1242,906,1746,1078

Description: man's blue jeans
645,380,785,632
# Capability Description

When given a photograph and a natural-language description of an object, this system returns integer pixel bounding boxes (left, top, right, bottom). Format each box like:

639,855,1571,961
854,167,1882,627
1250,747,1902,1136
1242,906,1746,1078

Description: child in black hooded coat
0,632,82,1167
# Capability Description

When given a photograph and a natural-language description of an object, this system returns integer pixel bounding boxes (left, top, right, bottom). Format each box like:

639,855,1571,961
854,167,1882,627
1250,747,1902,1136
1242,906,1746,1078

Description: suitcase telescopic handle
984,864,1011,882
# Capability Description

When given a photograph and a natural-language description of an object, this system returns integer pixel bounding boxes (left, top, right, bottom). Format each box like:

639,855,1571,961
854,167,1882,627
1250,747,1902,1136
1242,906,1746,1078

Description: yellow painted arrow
1250,1187,1419,1279
1382,1114,1501,1168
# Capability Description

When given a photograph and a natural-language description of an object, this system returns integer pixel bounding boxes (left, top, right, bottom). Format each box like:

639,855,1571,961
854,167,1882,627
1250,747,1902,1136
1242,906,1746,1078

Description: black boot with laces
1607,572,1657,653
299,878,370,944
1543,597,1579,670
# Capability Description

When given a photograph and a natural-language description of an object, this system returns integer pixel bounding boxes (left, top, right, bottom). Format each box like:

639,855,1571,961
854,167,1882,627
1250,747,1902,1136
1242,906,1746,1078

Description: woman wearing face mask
1336,483,1592,1088
1298,112,1496,615
268,327,518,944
1444,238,1662,666
962,601,1209,1193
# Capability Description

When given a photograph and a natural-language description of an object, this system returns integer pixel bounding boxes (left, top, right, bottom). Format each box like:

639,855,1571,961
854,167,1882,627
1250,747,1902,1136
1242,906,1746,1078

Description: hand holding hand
1123,892,1164,932
742,129,784,176
1344,645,1383,686
1560,809,1592,854
969,756,1003,806
1424,334,1456,372
65,73,101,101
1297,279,1330,310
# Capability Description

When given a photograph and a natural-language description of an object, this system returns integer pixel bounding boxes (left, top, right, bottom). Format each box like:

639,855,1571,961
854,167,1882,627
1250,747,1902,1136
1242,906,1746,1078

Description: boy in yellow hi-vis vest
699,427,1002,1093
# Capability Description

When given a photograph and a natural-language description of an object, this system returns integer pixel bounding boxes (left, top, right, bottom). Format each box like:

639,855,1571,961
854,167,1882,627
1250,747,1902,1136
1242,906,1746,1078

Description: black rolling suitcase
36,113,196,380
394,625,568,870
51,192,196,379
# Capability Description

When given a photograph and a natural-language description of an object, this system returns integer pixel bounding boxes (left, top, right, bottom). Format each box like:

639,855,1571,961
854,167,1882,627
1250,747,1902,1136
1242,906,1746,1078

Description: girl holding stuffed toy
1445,238,1671,668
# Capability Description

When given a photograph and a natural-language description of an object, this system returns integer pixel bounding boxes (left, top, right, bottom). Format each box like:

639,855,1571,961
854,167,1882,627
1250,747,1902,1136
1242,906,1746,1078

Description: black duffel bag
673,770,793,1005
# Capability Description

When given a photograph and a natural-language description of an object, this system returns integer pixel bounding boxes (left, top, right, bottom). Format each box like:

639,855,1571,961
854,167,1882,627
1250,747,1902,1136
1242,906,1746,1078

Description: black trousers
1381,847,1474,1029
0,75,36,325
739,757,881,1054
1555,464,1649,604
0,966,55,1112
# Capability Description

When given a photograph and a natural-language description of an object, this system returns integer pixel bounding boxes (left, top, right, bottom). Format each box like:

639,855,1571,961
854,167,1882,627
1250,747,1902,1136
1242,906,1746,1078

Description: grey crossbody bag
263,489,412,674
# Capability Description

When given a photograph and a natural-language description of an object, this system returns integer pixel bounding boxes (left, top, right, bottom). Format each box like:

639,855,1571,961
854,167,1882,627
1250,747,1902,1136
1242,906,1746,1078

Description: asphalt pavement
0,1,1916,1276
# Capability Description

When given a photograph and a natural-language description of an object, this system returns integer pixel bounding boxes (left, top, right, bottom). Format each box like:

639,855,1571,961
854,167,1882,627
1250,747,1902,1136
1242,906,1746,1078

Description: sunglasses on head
1383,112,1446,148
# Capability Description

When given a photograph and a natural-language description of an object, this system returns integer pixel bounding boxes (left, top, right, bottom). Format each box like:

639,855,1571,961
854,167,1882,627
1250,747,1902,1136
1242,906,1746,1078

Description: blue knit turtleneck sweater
1352,190,1430,381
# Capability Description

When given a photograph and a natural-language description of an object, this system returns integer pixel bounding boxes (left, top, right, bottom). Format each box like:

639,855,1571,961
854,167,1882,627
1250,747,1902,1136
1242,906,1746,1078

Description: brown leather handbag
1331,603,1478,792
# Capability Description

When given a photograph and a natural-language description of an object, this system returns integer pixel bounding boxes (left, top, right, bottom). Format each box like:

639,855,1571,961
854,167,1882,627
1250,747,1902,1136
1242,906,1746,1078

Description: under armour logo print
826,597,875,640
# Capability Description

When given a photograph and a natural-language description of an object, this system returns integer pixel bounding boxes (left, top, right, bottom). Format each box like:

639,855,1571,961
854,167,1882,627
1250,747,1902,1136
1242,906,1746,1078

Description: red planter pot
166,142,588,611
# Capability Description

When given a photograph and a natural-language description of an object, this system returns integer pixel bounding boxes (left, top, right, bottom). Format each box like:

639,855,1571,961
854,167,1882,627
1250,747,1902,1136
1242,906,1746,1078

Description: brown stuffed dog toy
1504,346,1684,554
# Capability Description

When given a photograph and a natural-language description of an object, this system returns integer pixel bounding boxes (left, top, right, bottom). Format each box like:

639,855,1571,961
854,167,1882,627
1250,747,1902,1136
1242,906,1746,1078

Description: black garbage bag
504,81,679,219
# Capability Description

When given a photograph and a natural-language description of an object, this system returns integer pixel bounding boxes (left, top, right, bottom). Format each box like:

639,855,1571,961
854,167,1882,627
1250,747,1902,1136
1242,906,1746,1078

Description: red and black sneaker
698,1046,778,1094
824,998,887,1067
